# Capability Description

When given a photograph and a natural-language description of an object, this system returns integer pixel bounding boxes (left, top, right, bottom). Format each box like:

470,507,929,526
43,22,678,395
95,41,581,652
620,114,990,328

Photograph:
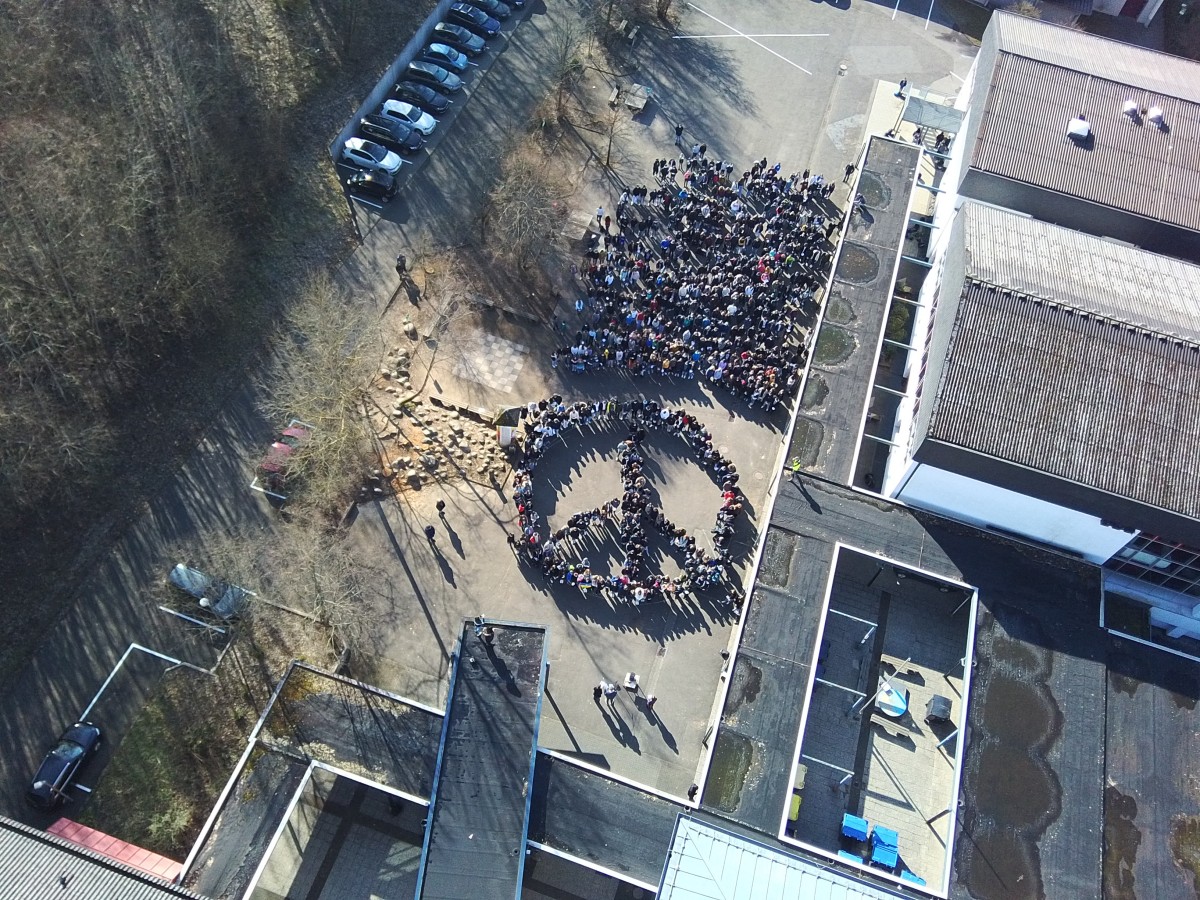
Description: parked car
432,22,486,56
251,418,315,500
27,722,102,810
359,114,423,153
422,42,469,73
345,170,399,202
405,61,463,94
380,99,437,136
392,81,451,116
342,137,404,174
447,2,500,37
465,0,511,19
169,564,253,620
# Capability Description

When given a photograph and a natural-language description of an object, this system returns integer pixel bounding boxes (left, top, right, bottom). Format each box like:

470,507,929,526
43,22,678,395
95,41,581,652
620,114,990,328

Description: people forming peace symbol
509,396,745,610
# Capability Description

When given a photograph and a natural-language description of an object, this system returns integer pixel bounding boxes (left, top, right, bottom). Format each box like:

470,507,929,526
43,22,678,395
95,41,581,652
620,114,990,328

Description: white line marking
673,32,830,39
949,71,964,82
685,3,813,75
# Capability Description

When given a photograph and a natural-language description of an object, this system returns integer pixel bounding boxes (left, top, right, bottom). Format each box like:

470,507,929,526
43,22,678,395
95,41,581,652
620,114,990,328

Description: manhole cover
857,171,891,210
837,243,880,286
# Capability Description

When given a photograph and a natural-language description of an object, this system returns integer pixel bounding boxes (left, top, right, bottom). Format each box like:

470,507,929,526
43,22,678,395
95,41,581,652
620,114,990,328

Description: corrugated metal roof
971,15,1200,232
0,816,207,900
960,201,1200,340
992,12,1200,103
658,817,909,900
926,281,1200,519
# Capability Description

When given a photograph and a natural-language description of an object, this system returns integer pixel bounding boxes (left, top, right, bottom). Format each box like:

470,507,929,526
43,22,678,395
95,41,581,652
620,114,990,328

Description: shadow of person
796,478,822,513
435,552,456,587
654,712,679,754
446,524,466,558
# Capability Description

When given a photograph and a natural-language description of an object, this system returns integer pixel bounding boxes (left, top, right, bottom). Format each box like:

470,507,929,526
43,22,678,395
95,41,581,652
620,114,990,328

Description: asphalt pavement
0,0,979,831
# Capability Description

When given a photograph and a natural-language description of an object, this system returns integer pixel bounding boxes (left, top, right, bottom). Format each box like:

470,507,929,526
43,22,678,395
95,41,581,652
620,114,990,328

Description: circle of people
556,150,838,412
510,397,744,607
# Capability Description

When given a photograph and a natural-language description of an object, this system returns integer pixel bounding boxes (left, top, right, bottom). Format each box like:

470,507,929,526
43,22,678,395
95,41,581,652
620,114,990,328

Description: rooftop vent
1148,105,1165,127
1067,116,1091,139
1122,99,1138,117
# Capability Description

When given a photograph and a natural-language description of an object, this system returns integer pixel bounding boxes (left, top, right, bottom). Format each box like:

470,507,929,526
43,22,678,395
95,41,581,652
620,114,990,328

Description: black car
344,170,398,202
465,0,511,18
447,2,501,37
359,115,423,153
405,60,463,93
432,22,487,55
27,722,102,810
393,81,452,115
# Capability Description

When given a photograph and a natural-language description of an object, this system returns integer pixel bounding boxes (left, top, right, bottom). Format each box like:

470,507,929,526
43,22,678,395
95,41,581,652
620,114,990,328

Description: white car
342,137,404,174
380,100,437,137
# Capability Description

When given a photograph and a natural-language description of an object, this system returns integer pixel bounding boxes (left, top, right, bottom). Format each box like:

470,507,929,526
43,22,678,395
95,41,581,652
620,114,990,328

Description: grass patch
80,611,337,859
79,670,252,859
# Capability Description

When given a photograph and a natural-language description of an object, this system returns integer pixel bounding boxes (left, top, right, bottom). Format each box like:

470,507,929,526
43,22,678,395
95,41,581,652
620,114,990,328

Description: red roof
47,818,182,883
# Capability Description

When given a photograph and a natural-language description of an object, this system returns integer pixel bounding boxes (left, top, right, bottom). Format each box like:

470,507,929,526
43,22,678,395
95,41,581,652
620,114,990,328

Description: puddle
824,291,856,326
980,679,1054,748
725,660,763,713
974,743,1060,831
788,417,824,467
801,373,829,410
706,731,755,813
836,243,881,286
1104,785,1141,900
812,325,856,367
759,531,796,588
857,171,892,210
1169,815,1200,895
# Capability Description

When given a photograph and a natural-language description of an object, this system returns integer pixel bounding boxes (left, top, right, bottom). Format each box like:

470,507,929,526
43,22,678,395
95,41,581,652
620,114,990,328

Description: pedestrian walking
481,625,496,646
787,457,803,482
395,253,407,277
687,784,699,801
674,123,684,147
602,680,618,705
596,206,604,225
843,162,856,183
436,499,446,518
593,683,603,703
424,524,437,545
645,694,657,711
896,78,908,98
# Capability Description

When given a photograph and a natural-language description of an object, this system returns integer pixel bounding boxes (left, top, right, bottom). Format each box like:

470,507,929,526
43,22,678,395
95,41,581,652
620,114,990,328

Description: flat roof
659,815,908,900
417,621,546,900
970,13,1200,233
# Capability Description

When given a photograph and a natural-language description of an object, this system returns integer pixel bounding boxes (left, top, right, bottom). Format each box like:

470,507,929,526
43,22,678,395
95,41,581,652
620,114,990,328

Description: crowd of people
557,150,840,412
509,397,745,608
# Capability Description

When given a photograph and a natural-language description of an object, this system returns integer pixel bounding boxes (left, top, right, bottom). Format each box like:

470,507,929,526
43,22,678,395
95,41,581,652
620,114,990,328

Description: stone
421,454,438,469
380,367,392,378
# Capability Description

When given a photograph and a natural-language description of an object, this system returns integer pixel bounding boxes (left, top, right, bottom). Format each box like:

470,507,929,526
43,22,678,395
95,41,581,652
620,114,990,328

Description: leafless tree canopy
258,273,383,516
483,138,573,270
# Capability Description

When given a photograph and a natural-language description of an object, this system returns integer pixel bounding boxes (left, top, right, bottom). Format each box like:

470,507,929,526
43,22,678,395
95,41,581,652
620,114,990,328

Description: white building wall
897,463,1134,563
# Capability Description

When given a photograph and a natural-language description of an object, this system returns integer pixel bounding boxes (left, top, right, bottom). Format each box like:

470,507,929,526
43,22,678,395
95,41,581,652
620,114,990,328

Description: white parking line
684,3,814,75
674,32,830,39
74,784,92,794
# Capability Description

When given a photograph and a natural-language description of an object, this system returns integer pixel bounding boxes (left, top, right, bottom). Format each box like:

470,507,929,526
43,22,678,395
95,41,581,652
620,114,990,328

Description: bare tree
258,272,383,517
482,137,572,271
547,20,587,120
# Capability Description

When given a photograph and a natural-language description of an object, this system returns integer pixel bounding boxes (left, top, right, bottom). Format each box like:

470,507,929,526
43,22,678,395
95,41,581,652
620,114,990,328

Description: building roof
0,816,206,900
658,816,909,900
960,201,1200,340
970,13,1200,233
924,278,1200,520
417,622,546,900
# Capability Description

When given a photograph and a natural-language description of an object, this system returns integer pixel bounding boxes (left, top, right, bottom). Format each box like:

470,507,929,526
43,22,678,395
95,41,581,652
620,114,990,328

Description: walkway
417,620,547,900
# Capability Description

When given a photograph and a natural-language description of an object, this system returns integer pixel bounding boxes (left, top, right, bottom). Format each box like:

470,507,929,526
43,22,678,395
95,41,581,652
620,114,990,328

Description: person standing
436,499,446,518
843,162,856,183
395,253,407,277
896,79,908,98
674,123,684,147
593,683,603,703
424,524,437,545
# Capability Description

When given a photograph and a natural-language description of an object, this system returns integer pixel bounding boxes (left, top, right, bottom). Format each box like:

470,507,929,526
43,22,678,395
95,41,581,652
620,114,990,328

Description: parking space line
674,32,829,39
684,3,814,75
